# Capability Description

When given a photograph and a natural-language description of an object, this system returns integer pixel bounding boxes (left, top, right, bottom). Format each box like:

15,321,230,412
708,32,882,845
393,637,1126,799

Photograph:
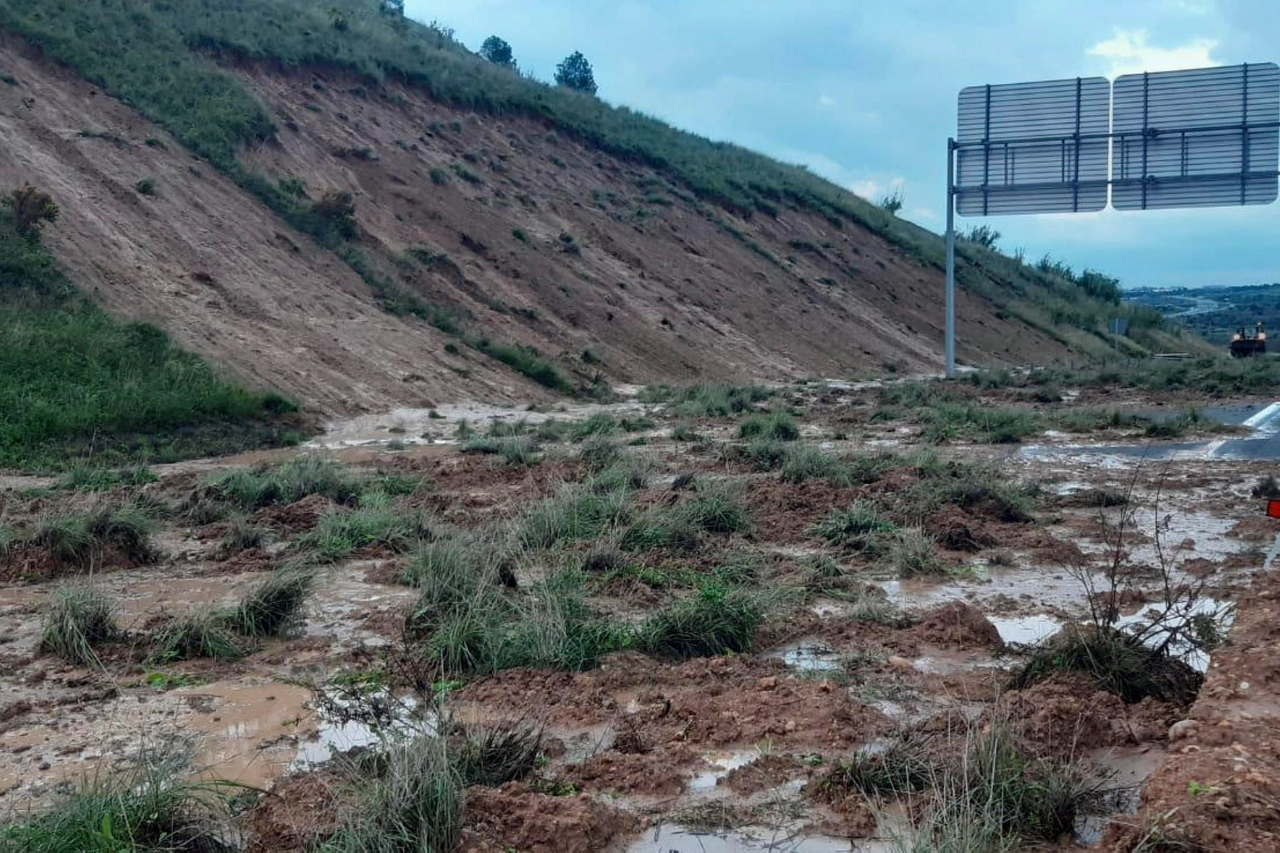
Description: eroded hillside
0,30,1148,416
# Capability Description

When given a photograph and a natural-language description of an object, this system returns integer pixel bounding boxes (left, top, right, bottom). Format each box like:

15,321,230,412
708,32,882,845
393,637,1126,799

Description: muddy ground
1,378,1277,852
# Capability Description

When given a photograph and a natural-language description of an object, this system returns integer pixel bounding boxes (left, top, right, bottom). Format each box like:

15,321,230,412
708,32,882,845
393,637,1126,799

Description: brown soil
460,783,636,853
913,602,1003,649
246,772,343,853
250,494,336,535
1,36,1093,417
564,744,701,796
456,653,887,751
719,753,808,795
1103,569,1280,853
1004,673,1178,757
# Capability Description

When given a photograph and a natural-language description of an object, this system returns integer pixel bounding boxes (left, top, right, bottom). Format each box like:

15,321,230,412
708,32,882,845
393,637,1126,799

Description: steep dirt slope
3,37,1081,415
0,36,533,415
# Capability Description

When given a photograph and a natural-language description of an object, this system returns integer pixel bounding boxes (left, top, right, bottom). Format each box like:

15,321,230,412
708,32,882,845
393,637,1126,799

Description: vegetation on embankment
0,0,1189,361
0,200,304,471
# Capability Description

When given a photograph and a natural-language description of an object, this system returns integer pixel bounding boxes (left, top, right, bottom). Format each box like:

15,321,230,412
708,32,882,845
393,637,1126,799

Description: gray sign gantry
943,62,1280,377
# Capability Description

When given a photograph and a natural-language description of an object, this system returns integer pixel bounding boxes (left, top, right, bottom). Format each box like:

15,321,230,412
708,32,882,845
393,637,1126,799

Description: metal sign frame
943,62,1280,377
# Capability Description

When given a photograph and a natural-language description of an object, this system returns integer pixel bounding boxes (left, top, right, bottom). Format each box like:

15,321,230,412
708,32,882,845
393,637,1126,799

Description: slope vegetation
0,0,1191,417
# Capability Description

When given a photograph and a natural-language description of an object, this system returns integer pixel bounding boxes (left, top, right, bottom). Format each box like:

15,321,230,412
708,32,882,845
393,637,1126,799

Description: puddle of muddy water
767,641,842,674
688,752,759,794
627,824,852,853
1075,745,1166,845
990,614,1062,646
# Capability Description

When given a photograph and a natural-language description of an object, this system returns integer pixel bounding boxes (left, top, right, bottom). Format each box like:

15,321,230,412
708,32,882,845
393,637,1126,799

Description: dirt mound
563,745,700,796
924,506,999,552
912,602,1002,649
720,753,807,795
246,772,342,853
250,493,335,535
1004,673,1177,756
461,783,635,853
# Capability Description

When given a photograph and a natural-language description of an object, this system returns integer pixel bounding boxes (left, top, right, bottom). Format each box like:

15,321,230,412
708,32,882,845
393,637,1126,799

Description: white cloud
1087,29,1218,78
849,176,904,203
818,94,837,108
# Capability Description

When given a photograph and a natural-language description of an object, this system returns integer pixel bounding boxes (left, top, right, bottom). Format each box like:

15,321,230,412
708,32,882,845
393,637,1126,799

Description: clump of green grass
920,404,1042,445
301,502,433,562
619,487,749,554
57,464,158,491
640,384,773,417
227,570,313,638
207,457,360,510
151,613,244,662
0,748,241,853
1010,626,1202,705
518,485,633,550
780,445,858,485
888,528,944,577
577,435,621,472
403,539,494,613
742,437,787,471
814,500,898,554
22,505,157,570
220,515,267,551
738,410,800,441
39,584,119,667
822,739,932,797
637,586,762,660
670,422,701,442
462,434,541,465
321,736,463,853
453,722,542,787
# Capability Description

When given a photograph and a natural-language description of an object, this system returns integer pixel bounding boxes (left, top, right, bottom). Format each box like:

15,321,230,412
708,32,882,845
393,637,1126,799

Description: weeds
321,736,463,853
220,515,267,551
888,528,944,578
56,464,157,491
518,485,632,550
0,748,240,853
822,738,932,797
20,505,157,570
641,384,773,417
151,613,244,661
814,501,898,554
738,410,800,441
637,585,762,659
39,584,119,667
453,722,542,787
302,504,433,562
208,457,360,510
228,570,313,638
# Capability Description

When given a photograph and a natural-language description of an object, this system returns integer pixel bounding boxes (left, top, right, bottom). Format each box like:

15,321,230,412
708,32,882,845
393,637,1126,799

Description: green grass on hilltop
0,210,303,470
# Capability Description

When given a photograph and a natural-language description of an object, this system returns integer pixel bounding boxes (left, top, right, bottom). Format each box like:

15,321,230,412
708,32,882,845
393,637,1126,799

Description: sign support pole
944,137,957,378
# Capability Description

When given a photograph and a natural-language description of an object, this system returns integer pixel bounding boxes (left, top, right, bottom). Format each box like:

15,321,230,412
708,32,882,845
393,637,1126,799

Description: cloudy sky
406,1,1279,289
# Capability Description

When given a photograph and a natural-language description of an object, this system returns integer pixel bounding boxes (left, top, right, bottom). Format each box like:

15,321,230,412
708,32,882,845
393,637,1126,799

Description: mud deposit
2,379,1275,852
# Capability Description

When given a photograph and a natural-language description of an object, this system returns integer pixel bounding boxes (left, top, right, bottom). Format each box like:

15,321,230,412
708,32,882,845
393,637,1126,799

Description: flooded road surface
1022,400,1280,462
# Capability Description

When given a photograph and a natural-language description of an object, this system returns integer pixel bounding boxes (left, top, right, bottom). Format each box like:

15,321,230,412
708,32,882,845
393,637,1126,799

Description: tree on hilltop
555,51,597,95
481,36,516,70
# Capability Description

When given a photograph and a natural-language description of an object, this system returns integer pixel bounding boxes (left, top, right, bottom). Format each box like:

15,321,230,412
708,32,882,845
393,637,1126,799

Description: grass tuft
39,584,119,667
151,613,244,662
637,585,762,660
228,570,313,638
207,457,360,510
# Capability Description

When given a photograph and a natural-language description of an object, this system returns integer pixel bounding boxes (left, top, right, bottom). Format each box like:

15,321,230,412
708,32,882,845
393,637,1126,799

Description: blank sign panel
1111,63,1280,210
956,76,1110,216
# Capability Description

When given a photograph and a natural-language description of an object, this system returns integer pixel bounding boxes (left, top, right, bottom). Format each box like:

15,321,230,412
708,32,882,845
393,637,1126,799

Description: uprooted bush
1009,625,1202,705
39,584,119,668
